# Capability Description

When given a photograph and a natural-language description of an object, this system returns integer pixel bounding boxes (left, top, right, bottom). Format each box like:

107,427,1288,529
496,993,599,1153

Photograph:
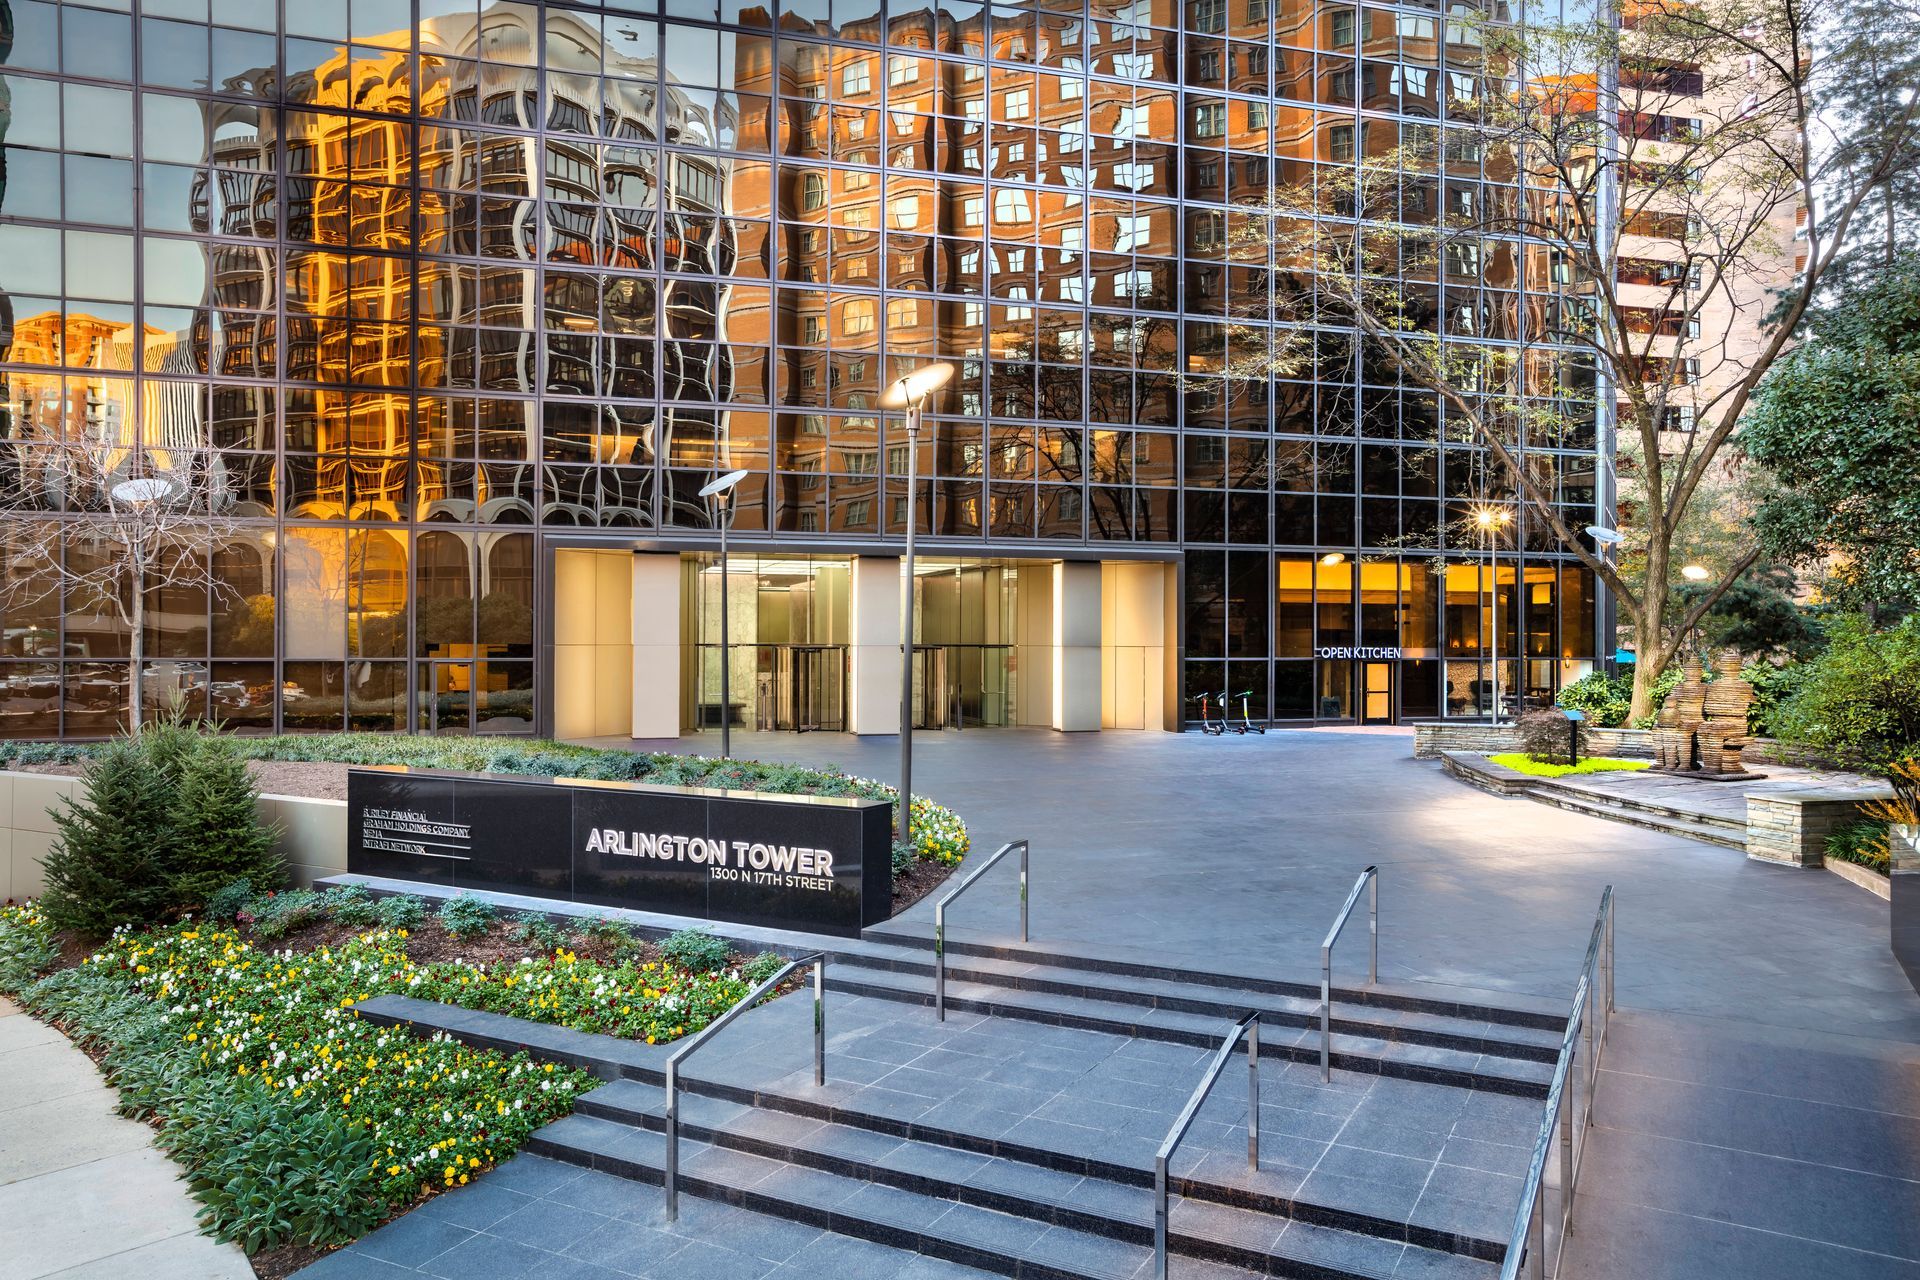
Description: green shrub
321,884,381,928
168,733,284,909
1825,818,1892,873
1556,667,1682,729
437,893,497,940
40,736,178,936
372,893,426,931
204,879,257,924
660,927,729,972
1744,660,1814,738
574,915,641,959
248,889,327,940
1776,617,1920,768
510,910,566,952
743,951,786,985
891,839,915,879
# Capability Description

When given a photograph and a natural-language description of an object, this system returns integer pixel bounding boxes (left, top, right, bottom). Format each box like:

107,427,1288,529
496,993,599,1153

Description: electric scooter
1235,688,1266,734
1217,690,1248,734
1191,691,1225,735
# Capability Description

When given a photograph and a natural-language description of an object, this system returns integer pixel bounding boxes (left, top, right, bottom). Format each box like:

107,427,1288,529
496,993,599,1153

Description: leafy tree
1776,616,1920,767
41,736,177,936
1744,259,1920,621
169,734,285,909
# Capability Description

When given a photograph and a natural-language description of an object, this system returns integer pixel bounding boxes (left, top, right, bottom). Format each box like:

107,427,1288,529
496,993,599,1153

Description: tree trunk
1627,655,1664,727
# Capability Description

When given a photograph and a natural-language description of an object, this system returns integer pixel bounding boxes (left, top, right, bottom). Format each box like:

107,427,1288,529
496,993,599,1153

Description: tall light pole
880,361,956,847
698,468,750,759
1473,505,1511,724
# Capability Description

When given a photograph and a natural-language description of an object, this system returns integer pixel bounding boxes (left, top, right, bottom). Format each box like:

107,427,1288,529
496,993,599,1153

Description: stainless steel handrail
934,838,1029,1020
664,952,826,1221
1319,865,1378,1081
1499,885,1615,1279
1152,1013,1260,1280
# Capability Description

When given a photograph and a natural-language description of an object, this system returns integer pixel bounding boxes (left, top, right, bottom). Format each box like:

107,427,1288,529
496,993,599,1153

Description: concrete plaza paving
599,725,1920,1044
0,995,253,1280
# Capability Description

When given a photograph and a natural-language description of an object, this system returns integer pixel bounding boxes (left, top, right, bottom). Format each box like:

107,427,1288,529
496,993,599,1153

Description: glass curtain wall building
0,0,1604,737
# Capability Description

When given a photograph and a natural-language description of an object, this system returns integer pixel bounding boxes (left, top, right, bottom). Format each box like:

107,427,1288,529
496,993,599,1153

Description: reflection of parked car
280,682,310,703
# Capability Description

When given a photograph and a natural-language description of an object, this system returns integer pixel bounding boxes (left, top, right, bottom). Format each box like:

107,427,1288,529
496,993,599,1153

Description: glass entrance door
789,646,845,732
1361,661,1395,724
418,660,473,734
753,646,847,732
911,647,950,730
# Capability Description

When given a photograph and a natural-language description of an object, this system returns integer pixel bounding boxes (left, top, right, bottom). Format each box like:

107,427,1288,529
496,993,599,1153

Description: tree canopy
1744,258,1920,621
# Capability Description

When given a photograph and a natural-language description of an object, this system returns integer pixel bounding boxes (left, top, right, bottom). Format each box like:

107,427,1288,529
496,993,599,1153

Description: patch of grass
1488,753,1654,778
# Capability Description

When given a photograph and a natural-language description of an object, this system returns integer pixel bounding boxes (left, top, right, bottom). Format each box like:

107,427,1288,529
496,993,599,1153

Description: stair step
1522,789,1747,850
861,931,1566,1034
572,1075,1511,1262
529,1109,1500,1280
827,966,1553,1098
1525,777,1748,833
837,942,1562,1065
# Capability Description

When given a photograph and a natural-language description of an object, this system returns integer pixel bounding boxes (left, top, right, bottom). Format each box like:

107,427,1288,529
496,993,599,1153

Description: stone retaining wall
0,769,346,900
1412,723,1654,759
1745,788,1893,868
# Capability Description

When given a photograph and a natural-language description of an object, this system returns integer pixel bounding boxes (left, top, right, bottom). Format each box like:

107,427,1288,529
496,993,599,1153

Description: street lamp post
1473,505,1512,724
697,469,750,759
880,361,957,848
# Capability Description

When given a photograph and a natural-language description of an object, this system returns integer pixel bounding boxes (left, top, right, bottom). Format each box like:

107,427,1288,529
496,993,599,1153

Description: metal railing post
1153,1155,1170,1280
932,839,1030,1021
1247,1017,1260,1170
1019,839,1029,943
934,897,946,1021
814,956,826,1087
1320,866,1378,1082
1560,1039,1576,1235
665,1057,681,1220
662,952,825,1224
1529,1192,1547,1280
1320,941,1333,1081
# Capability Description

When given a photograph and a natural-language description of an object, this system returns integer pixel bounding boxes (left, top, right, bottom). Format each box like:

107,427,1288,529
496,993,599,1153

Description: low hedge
0,733,971,867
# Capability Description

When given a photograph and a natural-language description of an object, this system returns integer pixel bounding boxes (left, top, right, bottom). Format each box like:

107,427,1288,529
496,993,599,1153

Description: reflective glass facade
0,0,1605,736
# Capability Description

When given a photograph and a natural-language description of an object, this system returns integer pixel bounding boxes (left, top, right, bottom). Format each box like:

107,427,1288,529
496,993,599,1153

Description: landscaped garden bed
0,719,868,1279
0,732,972,914
0,886,798,1279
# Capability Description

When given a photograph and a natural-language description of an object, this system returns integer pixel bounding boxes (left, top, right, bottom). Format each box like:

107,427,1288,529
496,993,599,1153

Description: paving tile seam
1566,1189,1920,1266
1585,1121,1920,1188
1592,1065,1920,1120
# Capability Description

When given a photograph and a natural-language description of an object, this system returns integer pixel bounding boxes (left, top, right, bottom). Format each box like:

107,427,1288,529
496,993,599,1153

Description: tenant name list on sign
582,828,836,891
359,807,473,861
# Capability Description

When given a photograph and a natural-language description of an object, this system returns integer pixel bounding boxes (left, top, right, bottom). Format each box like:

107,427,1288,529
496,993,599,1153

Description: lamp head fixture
697,468,750,500
1472,505,1510,529
879,360,956,409
112,478,175,505
1585,524,1624,545
1681,563,1710,581
1319,551,1347,566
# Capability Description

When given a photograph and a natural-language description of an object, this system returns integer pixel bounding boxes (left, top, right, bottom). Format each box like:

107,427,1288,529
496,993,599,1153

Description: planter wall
1893,826,1920,997
0,768,346,899
1412,723,1654,759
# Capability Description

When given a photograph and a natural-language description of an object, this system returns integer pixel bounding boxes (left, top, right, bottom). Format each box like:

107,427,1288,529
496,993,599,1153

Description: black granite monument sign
346,767,894,938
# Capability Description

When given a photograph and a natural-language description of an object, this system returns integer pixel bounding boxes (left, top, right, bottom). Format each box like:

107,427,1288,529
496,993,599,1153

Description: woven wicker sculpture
1652,653,1755,775
1655,657,1708,770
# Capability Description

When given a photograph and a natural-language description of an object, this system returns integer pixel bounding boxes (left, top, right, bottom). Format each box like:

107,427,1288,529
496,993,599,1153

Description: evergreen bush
1775,617,1920,768
40,736,177,936
1516,708,1589,764
510,910,566,952
437,893,497,939
321,884,381,928
743,951,786,985
372,893,426,931
168,733,285,909
204,879,257,924
660,927,729,972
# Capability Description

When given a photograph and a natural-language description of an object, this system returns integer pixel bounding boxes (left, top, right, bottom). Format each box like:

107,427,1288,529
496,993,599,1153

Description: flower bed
1487,753,1654,779
0,901,780,1276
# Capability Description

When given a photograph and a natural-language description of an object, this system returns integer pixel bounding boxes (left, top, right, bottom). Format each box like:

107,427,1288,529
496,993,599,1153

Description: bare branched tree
0,432,251,734
1215,0,1920,721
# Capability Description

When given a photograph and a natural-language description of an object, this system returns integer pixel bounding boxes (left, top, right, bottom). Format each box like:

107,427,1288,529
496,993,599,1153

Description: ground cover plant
0,895,786,1277
1487,753,1653,779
